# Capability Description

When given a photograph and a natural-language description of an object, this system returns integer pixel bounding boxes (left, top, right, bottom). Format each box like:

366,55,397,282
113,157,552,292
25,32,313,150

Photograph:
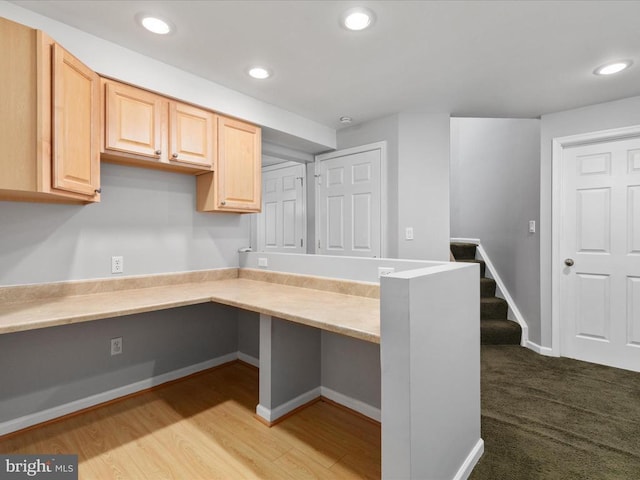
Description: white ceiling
11,0,640,132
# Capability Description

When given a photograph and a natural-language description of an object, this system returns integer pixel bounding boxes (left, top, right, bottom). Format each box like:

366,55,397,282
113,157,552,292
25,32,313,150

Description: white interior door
316,143,383,257
257,162,306,253
560,137,640,371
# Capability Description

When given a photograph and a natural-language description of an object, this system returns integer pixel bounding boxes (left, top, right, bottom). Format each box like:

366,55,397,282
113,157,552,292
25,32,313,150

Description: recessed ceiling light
342,7,375,31
339,116,353,124
248,67,272,79
137,14,173,35
593,60,632,76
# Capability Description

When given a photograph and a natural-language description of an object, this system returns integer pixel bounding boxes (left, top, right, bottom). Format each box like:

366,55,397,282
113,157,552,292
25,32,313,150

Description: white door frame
314,141,387,257
551,124,640,356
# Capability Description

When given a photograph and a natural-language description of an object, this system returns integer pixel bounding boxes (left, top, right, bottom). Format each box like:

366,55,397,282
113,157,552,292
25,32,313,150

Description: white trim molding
453,439,485,480
237,352,259,368
551,124,640,357
256,387,321,423
525,340,555,357
320,386,381,422
0,352,239,436
254,387,381,424
261,160,305,172
451,237,481,245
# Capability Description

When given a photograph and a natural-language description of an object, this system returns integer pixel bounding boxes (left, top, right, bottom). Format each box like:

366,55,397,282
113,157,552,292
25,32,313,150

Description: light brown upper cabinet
197,116,262,213
170,102,216,168
0,17,100,204
101,80,215,173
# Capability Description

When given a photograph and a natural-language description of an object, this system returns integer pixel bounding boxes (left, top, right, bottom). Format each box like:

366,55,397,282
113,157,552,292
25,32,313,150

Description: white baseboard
0,352,239,436
320,386,381,422
1,348,381,436
256,387,321,423
237,352,259,367
525,340,555,356
453,438,485,480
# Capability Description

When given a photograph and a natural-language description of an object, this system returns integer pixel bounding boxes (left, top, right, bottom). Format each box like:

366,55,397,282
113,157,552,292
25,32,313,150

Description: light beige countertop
0,269,380,343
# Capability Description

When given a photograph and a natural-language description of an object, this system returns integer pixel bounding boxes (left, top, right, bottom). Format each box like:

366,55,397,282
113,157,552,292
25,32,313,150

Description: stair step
458,259,486,278
481,319,522,345
481,296,508,320
480,277,496,297
450,242,477,261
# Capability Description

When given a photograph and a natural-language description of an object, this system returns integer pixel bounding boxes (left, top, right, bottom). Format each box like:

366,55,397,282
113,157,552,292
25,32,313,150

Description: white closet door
258,162,306,253
560,137,640,371
316,145,382,257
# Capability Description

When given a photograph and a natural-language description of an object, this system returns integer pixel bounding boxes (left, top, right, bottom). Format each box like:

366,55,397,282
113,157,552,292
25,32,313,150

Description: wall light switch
258,257,268,267
528,220,536,233
405,227,414,240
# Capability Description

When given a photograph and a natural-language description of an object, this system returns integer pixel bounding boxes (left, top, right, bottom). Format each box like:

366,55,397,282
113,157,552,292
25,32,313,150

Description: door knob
564,258,574,267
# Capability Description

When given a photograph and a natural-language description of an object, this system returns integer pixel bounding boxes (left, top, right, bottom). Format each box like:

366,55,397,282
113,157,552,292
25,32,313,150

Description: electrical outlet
405,227,414,240
111,256,124,274
378,267,395,278
110,337,123,356
258,257,268,267
528,220,536,233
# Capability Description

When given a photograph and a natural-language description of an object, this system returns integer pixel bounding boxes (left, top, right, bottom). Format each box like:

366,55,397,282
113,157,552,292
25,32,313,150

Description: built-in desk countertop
0,262,483,477
0,268,380,343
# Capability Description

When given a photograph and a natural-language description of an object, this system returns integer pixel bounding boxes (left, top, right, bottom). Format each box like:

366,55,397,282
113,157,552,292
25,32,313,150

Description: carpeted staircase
450,242,522,345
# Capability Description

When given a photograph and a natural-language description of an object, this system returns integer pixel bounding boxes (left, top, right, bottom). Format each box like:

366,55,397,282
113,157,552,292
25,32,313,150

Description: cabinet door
216,116,261,212
51,43,100,197
169,102,215,168
104,81,164,159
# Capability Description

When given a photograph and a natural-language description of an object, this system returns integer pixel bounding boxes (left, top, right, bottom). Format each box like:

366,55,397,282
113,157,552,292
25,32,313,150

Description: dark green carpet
471,346,640,479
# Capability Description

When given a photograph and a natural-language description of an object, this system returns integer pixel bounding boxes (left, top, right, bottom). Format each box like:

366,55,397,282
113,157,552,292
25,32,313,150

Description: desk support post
256,313,321,424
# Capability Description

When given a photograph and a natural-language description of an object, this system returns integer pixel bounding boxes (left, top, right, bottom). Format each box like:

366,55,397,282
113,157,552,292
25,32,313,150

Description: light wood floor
0,362,381,479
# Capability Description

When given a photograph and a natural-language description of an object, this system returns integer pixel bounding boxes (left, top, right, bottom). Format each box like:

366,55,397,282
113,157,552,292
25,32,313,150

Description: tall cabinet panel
51,43,100,197
197,116,261,213
0,17,100,203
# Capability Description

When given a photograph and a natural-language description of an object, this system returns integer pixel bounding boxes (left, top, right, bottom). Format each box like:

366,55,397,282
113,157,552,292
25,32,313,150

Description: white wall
381,263,481,478
540,94,640,347
337,114,400,257
0,164,248,286
240,251,447,283
451,118,540,341
0,303,239,430
0,1,335,151
0,1,340,286
337,113,451,261
397,113,450,261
